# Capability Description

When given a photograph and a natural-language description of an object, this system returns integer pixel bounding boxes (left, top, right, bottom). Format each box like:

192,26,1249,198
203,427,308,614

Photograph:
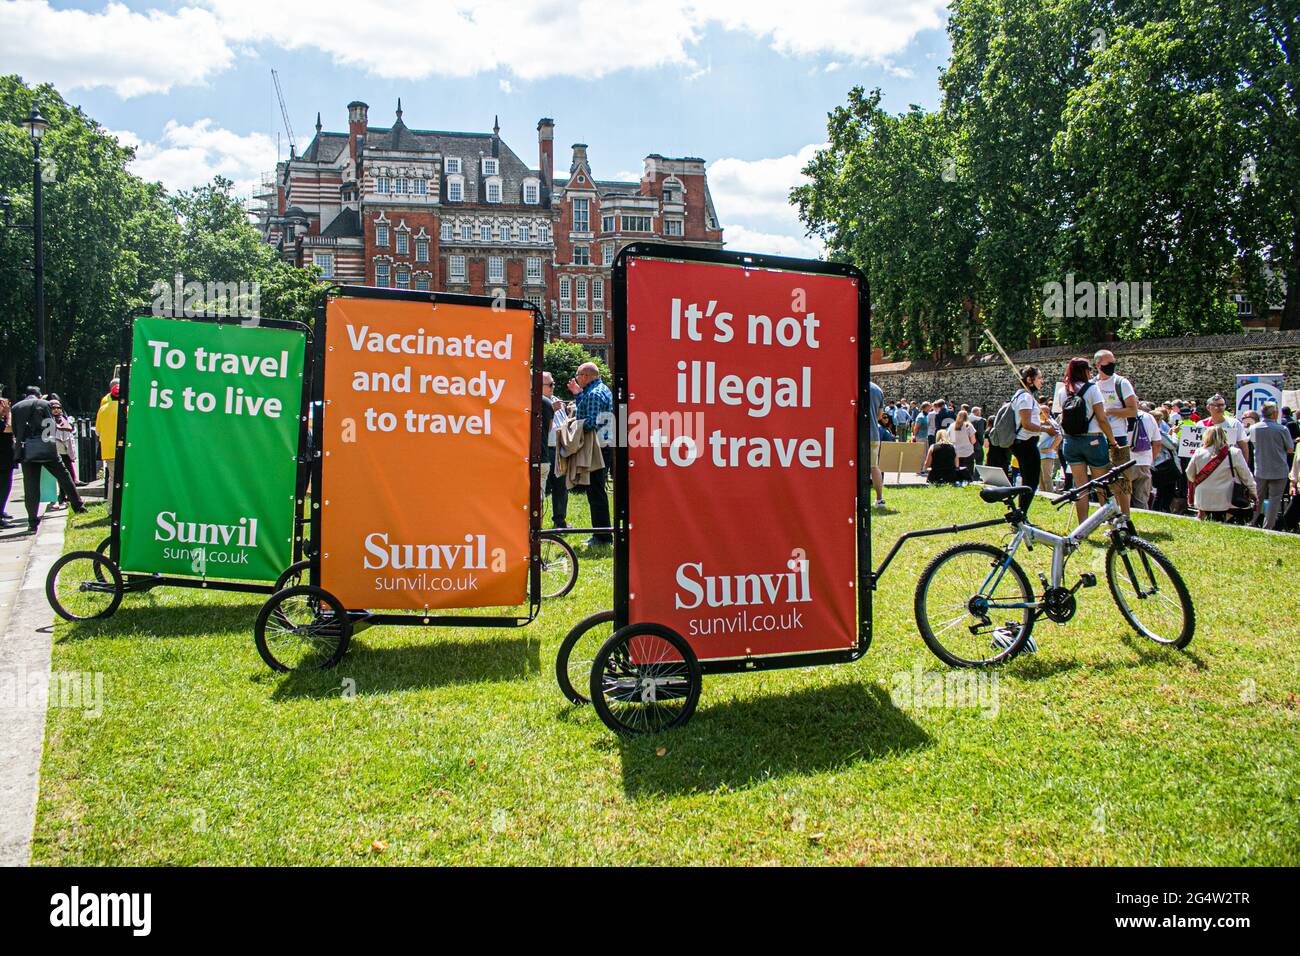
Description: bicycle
912,459,1195,667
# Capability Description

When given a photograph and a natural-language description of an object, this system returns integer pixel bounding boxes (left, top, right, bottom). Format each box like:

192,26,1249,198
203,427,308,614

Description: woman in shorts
1059,357,1118,525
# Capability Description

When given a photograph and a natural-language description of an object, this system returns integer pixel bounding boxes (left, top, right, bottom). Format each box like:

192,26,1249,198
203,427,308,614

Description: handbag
1227,455,1252,511
20,411,58,464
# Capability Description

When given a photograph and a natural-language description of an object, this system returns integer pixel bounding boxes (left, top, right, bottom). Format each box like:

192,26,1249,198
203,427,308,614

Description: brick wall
871,332,1300,411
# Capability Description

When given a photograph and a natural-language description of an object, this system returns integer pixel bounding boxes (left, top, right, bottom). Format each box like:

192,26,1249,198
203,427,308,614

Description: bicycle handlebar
1049,457,1137,508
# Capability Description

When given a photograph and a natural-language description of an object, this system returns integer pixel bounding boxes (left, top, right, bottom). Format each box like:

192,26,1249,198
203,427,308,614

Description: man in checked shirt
566,362,614,546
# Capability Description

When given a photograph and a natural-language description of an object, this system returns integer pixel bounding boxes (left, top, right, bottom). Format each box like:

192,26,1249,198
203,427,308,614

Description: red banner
624,256,861,661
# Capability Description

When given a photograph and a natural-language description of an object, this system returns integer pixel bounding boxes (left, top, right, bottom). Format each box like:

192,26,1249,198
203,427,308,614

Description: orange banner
320,296,534,610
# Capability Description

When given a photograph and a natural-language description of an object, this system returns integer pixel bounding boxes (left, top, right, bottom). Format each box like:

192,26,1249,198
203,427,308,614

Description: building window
560,312,572,336
573,197,590,232
602,214,615,232
486,180,502,203
416,239,429,262
313,253,334,278
480,224,492,242
488,256,505,283
413,178,427,196
376,224,389,246
395,177,408,195
483,158,499,176
415,274,430,291
572,246,590,266
592,312,605,337
603,242,614,265
396,231,409,255
526,257,542,281
540,223,552,243
621,215,652,232
376,176,391,194
375,262,391,287
446,157,462,174
663,182,679,203
441,222,453,241
559,276,571,306
1237,298,1253,317
447,177,463,202
577,312,588,336
593,278,604,307
525,293,543,312
396,269,410,289
449,255,466,280
664,218,683,237
460,223,472,242
523,180,539,204
576,277,588,308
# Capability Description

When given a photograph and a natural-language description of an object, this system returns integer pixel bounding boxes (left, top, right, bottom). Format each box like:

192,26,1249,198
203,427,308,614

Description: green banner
117,317,306,582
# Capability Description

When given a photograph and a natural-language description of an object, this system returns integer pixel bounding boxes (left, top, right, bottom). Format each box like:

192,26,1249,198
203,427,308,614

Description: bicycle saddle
979,485,1029,504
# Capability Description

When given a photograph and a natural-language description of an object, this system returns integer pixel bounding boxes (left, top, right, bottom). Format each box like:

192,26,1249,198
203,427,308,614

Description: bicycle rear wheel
1106,536,1194,648
539,533,578,599
914,542,1036,667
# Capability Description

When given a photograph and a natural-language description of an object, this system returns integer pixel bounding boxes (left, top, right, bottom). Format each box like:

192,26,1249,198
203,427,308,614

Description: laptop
975,464,1011,487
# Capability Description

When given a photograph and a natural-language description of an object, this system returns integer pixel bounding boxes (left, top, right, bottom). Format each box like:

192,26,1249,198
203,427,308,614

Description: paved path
0,470,74,866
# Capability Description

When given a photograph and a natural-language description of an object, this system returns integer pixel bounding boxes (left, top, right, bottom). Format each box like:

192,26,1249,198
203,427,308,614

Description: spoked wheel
589,623,701,734
46,550,123,621
914,542,1036,667
1106,536,1194,648
274,559,313,593
254,585,352,672
538,533,578,599
555,609,615,704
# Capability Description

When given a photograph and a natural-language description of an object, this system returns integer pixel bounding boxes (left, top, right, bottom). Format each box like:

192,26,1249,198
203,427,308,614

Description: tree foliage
794,0,1300,359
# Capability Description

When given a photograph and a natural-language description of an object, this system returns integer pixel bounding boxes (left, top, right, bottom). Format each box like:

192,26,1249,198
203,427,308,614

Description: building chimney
570,143,588,174
537,117,554,200
348,100,369,164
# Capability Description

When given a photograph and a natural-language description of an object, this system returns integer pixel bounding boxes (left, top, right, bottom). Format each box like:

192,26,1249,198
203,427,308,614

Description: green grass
32,489,1300,865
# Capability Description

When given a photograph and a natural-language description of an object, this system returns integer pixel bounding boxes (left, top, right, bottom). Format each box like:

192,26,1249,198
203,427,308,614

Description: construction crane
272,68,296,157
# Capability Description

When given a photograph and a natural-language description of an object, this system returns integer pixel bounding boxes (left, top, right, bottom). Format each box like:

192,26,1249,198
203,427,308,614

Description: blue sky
2,0,952,255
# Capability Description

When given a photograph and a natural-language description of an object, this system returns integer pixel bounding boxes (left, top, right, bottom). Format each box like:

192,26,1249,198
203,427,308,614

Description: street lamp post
21,108,50,389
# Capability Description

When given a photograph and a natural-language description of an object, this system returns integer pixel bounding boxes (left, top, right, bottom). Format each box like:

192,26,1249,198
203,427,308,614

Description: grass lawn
32,488,1300,865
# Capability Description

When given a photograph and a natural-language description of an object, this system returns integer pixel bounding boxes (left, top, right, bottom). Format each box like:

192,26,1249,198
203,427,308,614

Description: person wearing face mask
1092,349,1138,520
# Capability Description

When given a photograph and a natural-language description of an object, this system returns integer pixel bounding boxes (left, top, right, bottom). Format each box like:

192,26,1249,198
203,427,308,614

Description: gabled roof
320,207,362,239
299,132,348,163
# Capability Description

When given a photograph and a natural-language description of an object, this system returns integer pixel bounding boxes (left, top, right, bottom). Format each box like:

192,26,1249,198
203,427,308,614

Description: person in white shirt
1093,349,1139,518
950,408,977,477
986,365,1053,513
1202,393,1249,459
1185,424,1255,521
1128,404,1161,509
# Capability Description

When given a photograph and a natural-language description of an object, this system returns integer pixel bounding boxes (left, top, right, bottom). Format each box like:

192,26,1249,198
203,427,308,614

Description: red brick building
258,101,724,364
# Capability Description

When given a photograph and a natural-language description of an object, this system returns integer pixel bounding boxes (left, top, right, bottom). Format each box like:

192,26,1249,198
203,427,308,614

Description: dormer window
445,157,462,174
483,157,499,176
447,175,464,202
486,179,502,203
523,179,539,204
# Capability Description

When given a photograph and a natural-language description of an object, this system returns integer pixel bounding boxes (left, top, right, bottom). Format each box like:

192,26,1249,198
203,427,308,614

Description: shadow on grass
75,514,111,530
55,600,264,643
1008,629,1206,681
617,683,928,797
271,633,541,700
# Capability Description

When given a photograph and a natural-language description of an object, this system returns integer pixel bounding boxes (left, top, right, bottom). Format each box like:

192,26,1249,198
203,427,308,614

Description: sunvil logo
50,886,151,936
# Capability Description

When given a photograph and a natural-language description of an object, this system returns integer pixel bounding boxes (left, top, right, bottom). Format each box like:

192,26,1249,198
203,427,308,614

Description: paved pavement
0,469,90,866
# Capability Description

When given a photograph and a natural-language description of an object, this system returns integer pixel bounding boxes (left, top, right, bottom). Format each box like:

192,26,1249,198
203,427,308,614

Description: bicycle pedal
1078,572,1096,589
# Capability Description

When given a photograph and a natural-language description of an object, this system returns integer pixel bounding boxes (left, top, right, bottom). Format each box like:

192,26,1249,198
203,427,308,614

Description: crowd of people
873,351,1300,532
1,379,120,535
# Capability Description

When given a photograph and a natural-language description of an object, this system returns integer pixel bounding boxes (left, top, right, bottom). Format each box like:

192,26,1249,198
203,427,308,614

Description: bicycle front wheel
1106,536,1194,648
914,542,1036,667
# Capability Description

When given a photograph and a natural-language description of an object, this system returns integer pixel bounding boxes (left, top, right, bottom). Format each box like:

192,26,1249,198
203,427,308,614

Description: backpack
988,390,1024,448
1060,384,1092,437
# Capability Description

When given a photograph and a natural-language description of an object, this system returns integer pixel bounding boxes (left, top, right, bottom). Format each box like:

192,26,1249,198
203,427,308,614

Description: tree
544,340,610,389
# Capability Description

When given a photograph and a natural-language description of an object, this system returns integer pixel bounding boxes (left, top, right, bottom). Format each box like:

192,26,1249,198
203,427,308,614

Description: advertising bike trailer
251,286,553,671
576,243,872,733
45,313,314,621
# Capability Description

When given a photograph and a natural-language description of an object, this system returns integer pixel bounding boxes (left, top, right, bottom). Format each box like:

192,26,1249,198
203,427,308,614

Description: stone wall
870,331,1300,411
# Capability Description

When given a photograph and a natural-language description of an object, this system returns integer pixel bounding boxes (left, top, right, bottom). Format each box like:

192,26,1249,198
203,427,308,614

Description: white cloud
499,79,513,94
0,1,235,97
4,0,947,96
111,120,277,197
708,143,826,258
